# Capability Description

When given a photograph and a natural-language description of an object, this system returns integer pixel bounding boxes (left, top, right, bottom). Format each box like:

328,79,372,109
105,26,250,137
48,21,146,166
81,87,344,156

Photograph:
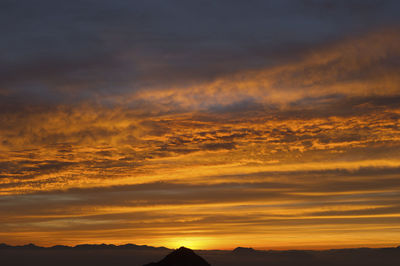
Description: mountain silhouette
143,246,211,266
0,243,43,249
73,243,168,251
232,247,256,254
0,243,169,251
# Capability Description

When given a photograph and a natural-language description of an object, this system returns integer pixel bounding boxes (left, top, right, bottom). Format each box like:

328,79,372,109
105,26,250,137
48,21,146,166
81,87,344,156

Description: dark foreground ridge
1,243,400,266
144,246,211,266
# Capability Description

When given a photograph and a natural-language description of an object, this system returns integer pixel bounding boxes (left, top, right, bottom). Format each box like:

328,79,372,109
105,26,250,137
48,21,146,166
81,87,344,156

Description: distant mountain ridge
1,243,400,251
0,243,169,251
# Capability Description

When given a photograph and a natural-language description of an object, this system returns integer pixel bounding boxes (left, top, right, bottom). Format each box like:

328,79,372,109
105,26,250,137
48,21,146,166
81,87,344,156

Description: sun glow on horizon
161,237,219,250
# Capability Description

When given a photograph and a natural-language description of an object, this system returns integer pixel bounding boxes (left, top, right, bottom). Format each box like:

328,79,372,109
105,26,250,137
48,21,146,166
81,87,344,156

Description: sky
1,0,400,250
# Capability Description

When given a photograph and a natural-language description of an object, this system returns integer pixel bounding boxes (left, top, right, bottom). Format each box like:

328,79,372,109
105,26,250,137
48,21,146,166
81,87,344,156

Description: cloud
127,28,400,111
1,1,400,248
2,1,400,106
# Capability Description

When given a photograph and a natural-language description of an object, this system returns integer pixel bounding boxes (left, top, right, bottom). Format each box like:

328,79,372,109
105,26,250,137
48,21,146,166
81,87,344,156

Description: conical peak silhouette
144,246,210,266
174,246,196,254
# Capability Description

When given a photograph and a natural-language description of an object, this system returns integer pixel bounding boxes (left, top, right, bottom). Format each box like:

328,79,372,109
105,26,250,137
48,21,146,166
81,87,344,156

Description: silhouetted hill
232,247,256,254
144,247,211,266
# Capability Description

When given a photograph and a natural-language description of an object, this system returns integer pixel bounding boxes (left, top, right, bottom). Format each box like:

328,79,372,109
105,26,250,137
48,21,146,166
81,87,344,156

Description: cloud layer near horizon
1,0,400,249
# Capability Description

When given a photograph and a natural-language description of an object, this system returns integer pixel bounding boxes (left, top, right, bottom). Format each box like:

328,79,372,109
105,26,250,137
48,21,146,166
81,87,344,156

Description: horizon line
2,242,399,252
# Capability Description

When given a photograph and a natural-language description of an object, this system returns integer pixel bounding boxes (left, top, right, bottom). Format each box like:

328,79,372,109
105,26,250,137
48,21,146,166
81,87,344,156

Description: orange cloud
1,28,400,249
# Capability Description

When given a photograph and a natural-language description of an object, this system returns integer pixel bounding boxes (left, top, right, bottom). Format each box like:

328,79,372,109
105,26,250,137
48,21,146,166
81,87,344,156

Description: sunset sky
1,0,400,250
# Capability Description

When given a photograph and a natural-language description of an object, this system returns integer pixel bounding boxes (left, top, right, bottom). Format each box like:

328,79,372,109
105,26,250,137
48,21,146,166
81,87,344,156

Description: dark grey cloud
2,0,400,104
